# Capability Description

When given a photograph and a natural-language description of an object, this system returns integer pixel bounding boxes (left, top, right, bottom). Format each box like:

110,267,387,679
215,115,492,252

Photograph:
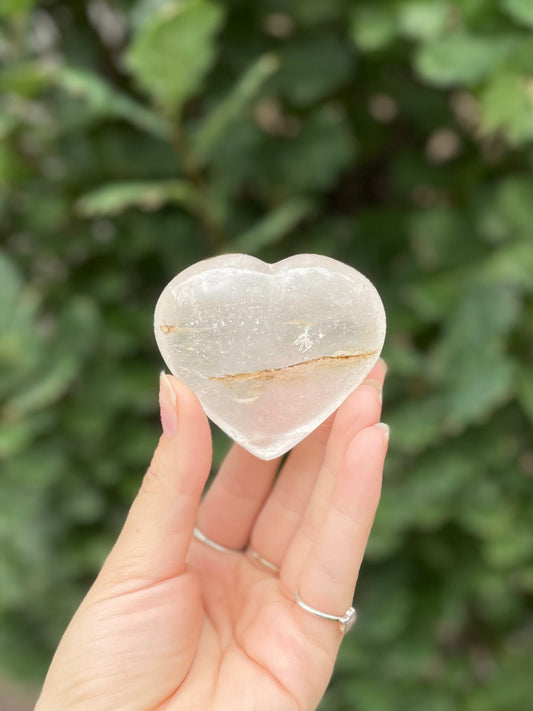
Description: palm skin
76,552,337,711
36,363,388,711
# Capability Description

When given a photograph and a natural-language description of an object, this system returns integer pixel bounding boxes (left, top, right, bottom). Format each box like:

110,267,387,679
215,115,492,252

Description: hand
36,361,388,711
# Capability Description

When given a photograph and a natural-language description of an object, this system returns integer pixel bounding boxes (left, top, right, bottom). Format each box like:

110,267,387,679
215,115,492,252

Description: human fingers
96,373,212,592
192,361,383,557
250,359,387,572
292,423,388,644
195,444,280,550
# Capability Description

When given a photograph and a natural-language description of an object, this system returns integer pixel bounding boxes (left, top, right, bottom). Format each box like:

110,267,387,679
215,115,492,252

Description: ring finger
292,423,388,645
250,361,386,572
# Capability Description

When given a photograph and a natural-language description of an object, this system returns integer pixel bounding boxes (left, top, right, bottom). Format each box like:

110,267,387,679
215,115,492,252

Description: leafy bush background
1,0,532,708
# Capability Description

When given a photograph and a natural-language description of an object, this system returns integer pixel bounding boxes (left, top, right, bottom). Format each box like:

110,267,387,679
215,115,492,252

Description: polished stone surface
154,254,386,459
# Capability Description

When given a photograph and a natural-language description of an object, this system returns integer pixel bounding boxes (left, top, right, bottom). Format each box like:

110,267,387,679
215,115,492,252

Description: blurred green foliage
0,0,532,708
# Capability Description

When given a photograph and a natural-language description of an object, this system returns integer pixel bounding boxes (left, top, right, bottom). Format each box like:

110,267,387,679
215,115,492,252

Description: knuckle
140,458,163,497
298,517,319,547
313,555,345,588
223,472,255,502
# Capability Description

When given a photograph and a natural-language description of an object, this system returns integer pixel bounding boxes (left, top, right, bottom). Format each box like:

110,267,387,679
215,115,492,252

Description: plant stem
171,123,226,254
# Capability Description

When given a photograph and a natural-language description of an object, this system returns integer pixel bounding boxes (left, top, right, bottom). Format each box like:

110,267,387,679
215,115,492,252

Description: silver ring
247,548,280,574
192,526,243,554
294,591,357,634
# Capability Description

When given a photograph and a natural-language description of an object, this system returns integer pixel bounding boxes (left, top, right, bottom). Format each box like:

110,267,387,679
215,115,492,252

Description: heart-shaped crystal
154,254,386,459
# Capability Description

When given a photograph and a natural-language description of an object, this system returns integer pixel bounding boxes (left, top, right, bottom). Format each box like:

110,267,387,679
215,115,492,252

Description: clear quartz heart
154,254,386,460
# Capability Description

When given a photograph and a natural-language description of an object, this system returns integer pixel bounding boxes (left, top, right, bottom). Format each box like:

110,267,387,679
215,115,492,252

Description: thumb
97,372,212,592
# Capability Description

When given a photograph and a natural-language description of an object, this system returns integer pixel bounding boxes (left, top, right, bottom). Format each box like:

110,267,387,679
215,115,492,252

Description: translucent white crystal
154,254,386,460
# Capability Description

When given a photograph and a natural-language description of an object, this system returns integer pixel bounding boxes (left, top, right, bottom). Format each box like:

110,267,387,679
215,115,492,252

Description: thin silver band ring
294,591,357,634
192,526,243,554
247,548,280,574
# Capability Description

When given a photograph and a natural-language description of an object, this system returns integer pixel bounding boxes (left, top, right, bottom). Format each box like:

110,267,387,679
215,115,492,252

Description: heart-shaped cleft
154,254,386,460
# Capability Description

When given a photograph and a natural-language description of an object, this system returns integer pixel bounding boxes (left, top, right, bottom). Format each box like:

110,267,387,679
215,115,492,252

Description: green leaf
292,0,344,25
126,0,225,114
387,397,447,453
403,272,463,322
0,61,52,97
401,448,474,528
516,364,533,419
476,177,533,245
0,111,18,141
494,178,533,241
431,284,521,376
0,0,35,17
62,481,105,524
479,71,533,145
193,53,279,162
4,299,99,417
0,415,52,458
398,1,452,40
130,0,178,31
230,198,314,253
0,250,23,330
464,644,533,711
415,33,520,86
258,107,355,194
430,284,521,426
54,67,169,139
484,517,532,568
50,298,101,363
276,33,354,106
442,353,515,428
478,243,533,291
501,0,533,27
4,359,79,418
76,180,200,217
350,5,398,52
407,208,477,271
0,251,40,375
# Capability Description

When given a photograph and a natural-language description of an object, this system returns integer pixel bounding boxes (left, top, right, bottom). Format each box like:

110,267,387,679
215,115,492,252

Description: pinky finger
293,423,389,640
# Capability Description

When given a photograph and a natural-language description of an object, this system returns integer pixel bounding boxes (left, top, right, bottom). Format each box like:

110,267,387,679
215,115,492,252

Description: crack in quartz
160,324,209,334
160,322,316,334
210,351,378,383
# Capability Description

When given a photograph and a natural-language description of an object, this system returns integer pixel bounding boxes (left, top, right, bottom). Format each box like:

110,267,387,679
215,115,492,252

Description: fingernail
364,378,383,402
378,357,388,373
375,422,390,442
159,371,178,438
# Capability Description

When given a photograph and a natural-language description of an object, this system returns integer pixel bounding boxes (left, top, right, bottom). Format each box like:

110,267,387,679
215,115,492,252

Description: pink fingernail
159,372,178,438
375,422,390,442
378,357,388,373
364,378,383,402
